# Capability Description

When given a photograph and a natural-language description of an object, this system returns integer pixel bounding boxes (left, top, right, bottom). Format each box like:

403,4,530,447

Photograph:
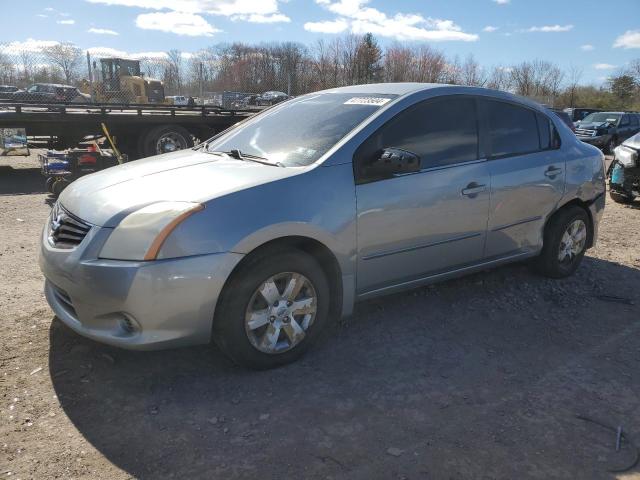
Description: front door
355,96,490,295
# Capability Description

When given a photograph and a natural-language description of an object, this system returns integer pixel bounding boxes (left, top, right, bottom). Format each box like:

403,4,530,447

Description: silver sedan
40,83,606,369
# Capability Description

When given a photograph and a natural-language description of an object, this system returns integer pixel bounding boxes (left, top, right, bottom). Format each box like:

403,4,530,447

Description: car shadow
0,166,47,195
48,256,640,479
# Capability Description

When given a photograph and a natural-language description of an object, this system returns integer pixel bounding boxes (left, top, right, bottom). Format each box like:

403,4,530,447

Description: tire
139,124,193,158
51,179,70,197
213,248,330,369
45,177,55,193
609,190,635,204
533,205,590,279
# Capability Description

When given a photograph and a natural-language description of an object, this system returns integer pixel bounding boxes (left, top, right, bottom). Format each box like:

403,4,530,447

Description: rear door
355,96,491,294
481,99,565,259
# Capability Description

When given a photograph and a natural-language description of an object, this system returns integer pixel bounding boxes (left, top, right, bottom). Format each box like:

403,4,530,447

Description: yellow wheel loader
87,58,167,104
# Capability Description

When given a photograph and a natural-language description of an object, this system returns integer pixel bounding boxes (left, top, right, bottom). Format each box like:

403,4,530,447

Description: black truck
0,101,258,159
574,111,640,153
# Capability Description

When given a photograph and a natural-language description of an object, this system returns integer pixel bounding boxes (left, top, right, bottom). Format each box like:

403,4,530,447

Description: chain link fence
0,42,289,108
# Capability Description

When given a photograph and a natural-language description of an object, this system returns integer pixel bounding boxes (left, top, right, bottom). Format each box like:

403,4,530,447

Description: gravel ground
1,153,640,480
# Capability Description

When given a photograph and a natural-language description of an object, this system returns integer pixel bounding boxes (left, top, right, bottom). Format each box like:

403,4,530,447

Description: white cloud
88,27,119,35
2,39,60,54
311,0,477,42
85,0,290,22
304,19,348,33
580,44,594,51
493,0,509,4
613,30,640,49
483,25,498,32
37,14,48,18
593,63,616,70
527,24,573,32
135,11,220,36
44,7,55,11
231,13,290,23
57,19,76,25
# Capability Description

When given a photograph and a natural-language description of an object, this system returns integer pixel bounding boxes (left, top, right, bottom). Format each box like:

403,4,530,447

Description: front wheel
533,206,590,278
213,248,330,369
605,137,617,154
609,190,635,204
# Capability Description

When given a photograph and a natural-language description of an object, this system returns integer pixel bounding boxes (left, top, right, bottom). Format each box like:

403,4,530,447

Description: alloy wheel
557,219,587,263
244,272,318,354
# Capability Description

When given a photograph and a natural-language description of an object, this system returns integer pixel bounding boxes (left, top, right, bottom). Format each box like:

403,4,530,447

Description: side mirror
365,148,420,179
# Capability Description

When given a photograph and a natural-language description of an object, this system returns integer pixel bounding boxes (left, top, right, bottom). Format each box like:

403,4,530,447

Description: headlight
615,145,638,168
99,201,204,261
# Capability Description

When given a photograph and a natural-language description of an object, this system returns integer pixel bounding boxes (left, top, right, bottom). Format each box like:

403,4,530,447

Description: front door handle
461,182,487,197
544,166,563,178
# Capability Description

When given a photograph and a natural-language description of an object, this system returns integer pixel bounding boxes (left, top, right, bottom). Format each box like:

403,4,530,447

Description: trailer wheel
140,125,193,158
45,177,55,193
52,179,70,197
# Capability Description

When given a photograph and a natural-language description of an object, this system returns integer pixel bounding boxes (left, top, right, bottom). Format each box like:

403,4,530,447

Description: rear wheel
139,125,193,158
213,248,330,369
534,206,590,278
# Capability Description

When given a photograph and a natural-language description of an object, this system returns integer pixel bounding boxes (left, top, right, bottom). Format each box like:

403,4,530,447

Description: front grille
575,128,595,137
49,203,91,249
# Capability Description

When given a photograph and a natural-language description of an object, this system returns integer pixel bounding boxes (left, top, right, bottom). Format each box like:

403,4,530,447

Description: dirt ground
1,152,639,480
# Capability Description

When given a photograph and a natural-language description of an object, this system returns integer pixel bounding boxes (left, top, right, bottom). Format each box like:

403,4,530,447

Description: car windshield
581,113,621,124
206,92,397,166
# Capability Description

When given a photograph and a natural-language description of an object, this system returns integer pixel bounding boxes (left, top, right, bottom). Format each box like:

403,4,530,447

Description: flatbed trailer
0,101,261,159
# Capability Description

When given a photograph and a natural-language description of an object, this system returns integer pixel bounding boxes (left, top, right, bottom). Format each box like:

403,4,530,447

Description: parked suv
40,84,605,369
11,83,91,103
575,112,640,153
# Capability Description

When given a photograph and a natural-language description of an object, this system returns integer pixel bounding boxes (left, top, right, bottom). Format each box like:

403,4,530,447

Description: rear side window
357,96,479,170
630,115,639,127
485,100,539,158
537,113,551,149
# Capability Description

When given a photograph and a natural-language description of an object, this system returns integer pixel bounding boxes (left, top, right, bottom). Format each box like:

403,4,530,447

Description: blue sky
2,0,639,84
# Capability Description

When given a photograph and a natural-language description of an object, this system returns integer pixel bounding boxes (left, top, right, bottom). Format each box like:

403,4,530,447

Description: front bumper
39,216,243,350
577,134,608,147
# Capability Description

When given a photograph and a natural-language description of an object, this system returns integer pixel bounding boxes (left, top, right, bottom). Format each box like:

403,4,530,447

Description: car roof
320,83,552,112
324,82,442,95
35,83,76,88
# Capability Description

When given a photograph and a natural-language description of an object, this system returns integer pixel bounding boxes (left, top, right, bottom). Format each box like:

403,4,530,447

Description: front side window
485,100,539,158
356,96,479,172
206,92,397,167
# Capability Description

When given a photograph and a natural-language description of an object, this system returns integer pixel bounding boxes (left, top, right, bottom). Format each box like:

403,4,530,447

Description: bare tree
566,66,583,108
43,42,82,84
459,54,487,87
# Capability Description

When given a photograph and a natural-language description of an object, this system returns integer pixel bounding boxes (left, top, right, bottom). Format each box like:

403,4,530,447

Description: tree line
1,34,639,110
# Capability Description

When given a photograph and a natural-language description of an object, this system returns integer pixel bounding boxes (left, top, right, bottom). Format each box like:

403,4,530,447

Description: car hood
576,121,610,130
59,149,301,227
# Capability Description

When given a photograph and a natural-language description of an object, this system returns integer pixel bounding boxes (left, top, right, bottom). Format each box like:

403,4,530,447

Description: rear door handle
544,166,563,178
461,182,487,197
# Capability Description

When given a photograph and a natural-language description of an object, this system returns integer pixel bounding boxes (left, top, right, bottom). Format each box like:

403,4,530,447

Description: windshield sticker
344,97,391,106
